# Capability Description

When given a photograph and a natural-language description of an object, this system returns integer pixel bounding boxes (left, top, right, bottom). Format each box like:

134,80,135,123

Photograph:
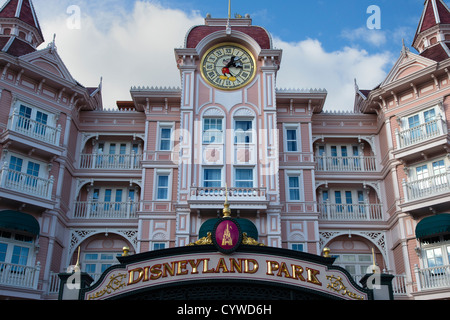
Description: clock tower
174,15,283,247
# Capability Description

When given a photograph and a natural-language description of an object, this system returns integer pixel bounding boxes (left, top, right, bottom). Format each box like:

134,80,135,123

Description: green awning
0,210,40,236
415,214,450,239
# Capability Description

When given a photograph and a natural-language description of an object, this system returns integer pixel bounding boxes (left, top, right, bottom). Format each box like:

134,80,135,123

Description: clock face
201,43,256,90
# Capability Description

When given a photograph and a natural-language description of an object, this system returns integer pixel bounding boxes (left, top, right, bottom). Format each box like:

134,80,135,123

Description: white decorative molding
233,107,256,118
319,230,388,267
203,107,225,118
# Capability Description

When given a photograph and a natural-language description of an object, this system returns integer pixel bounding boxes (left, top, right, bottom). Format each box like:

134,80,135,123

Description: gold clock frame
200,42,257,91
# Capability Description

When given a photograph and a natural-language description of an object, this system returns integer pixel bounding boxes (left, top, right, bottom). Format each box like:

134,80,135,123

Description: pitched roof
0,36,35,56
414,0,450,41
186,23,272,49
420,42,450,61
0,0,43,40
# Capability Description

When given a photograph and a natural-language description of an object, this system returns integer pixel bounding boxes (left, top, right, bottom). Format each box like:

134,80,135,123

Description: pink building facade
0,0,449,300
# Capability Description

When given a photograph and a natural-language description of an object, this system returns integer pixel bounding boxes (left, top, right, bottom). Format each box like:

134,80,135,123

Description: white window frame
333,253,374,277
202,167,223,188
419,234,450,269
154,169,172,201
12,100,56,128
202,117,224,144
82,251,121,275
234,118,255,145
157,122,174,151
234,166,255,189
290,243,305,252
6,152,48,179
410,157,448,182
285,170,303,202
283,124,301,153
152,242,168,251
0,230,36,267
402,106,440,131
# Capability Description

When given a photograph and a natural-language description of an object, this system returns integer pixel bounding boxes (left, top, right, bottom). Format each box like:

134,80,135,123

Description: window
235,168,253,188
83,252,121,276
153,243,166,251
288,176,300,201
203,168,222,188
0,231,35,268
334,254,373,277
6,154,47,192
403,107,441,143
284,125,299,152
411,158,448,190
156,174,170,200
203,118,223,144
158,125,173,151
420,234,450,275
291,243,304,252
235,120,252,144
285,171,303,202
14,103,53,140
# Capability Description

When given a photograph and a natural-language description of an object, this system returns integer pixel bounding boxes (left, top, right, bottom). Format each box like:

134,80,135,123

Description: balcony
0,262,41,290
79,153,143,170
0,166,53,200
8,111,61,147
73,201,138,219
318,202,383,221
315,155,377,172
394,117,448,161
415,264,450,292
402,172,450,203
189,187,268,209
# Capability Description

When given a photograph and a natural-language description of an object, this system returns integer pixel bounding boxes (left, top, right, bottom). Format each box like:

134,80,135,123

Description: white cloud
32,1,393,111
36,0,203,108
341,27,387,47
274,38,393,111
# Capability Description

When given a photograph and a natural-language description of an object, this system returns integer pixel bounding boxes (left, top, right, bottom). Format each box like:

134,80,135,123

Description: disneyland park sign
82,219,370,300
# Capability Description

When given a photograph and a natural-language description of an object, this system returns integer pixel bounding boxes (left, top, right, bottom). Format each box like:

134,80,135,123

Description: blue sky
15,0,444,110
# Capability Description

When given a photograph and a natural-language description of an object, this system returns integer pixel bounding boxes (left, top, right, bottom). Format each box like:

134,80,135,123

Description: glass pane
235,169,253,188
235,121,252,143
289,189,300,201
9,156,23,172
85,264,96,274
101,264,112,273
26,162,40,177
11,246,29,265
0,243,7,262
85,254,98,260
424,109,436,122
204,169,221,187
101,254,114,260
289,176,299,188
104,190,112,202
161,128,171,139
408,115,420,128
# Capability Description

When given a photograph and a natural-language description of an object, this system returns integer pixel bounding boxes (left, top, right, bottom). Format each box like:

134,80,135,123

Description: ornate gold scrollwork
326,275,365,300
241,233,265,246
187,232,213,246
87,273,127,300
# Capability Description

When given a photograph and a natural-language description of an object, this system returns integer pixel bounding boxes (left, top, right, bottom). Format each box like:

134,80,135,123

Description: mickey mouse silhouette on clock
201,43,256,90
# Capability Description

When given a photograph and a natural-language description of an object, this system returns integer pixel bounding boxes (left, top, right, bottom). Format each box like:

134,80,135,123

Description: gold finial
322,247,331,258
228,0,231,19
372,248,377,273
223,183,231,217
74,246,81,272
122,246,130,256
